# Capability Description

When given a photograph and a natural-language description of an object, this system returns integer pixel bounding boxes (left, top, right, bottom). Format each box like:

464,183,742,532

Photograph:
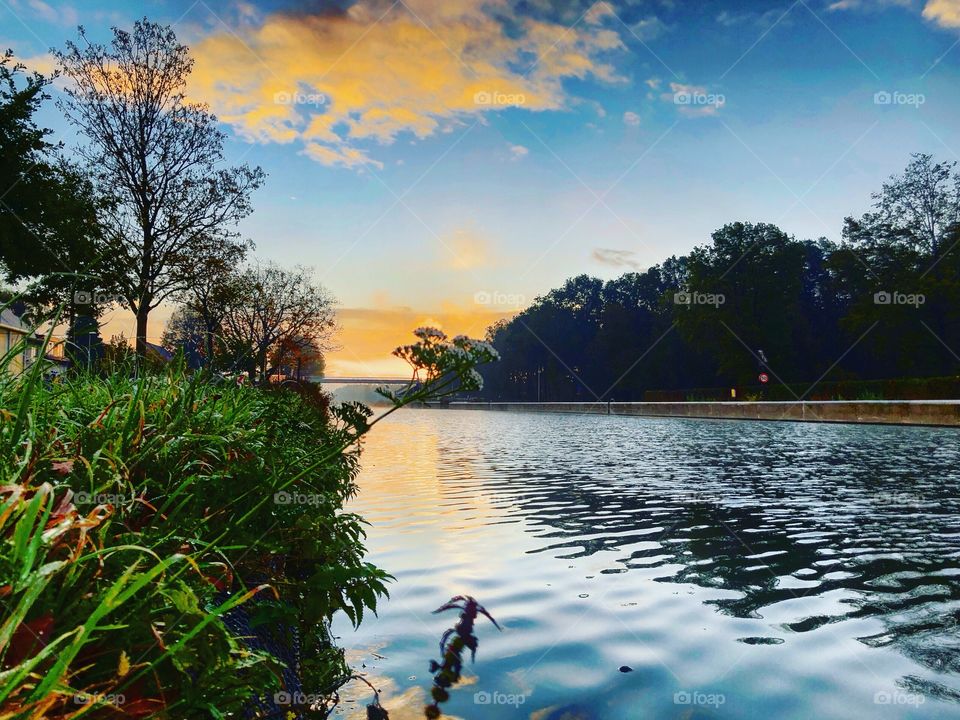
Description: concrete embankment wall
443,400,960,427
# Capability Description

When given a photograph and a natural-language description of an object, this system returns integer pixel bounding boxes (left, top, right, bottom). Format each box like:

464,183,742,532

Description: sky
4,0,960,376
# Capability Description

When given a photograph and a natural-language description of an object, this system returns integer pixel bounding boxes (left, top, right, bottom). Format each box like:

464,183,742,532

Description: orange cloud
440,227,496,270
924,0,960,27
188,0,623,169
12,52,58,77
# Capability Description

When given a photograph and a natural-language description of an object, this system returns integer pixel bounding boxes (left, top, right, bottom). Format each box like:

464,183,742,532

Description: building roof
0,308,29,334
145,342,174,362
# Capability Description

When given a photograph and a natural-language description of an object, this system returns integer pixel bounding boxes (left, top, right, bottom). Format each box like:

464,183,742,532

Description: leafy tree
55,20,265,357
161,305,208,369
480,154,960,401
64,311,104,370
0,51,105,312
675,222,814,385
840,155,960,377
270,335,326,381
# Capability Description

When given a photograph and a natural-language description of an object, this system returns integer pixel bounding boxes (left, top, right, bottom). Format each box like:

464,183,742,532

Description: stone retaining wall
442,400,960,427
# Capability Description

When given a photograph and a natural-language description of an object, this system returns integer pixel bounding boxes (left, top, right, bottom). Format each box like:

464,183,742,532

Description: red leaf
51,460,74,476
5,614,55,667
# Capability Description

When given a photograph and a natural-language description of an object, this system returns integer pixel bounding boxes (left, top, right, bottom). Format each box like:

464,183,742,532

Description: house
1,309,70,375
31,333,69,376
145,342,174,364
0,308,34,373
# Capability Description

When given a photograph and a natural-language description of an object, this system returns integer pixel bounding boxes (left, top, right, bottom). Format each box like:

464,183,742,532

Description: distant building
145,342,174,364
1,309,34,373
1,309,70,375
33,334,69,375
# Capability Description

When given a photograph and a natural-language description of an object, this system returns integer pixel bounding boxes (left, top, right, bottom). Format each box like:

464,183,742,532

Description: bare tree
871,153,960,258
222,263,337,383
55,20,265,356
178,247,248,365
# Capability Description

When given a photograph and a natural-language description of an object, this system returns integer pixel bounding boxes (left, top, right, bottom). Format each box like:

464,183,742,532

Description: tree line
480,154,960,401
0,20,334,380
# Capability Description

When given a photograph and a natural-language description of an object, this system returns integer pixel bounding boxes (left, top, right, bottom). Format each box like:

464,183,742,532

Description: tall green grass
0,360,389,718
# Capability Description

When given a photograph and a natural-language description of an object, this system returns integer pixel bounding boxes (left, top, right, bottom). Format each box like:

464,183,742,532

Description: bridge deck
309,377,412,385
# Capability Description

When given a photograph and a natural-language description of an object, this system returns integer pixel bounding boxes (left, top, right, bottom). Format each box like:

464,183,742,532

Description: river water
331,409,960,719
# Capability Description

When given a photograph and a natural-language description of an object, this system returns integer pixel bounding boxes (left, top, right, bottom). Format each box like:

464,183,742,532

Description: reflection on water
333,410,960,719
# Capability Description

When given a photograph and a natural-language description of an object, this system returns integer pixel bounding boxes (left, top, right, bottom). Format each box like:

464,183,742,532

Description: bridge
307,376,413,385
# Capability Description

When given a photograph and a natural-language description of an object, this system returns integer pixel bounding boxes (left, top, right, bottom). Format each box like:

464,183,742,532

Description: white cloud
10,0,78,26
662,82,725,117
585,1,617,24
11,51,57,76
622,110,641,126
629,16,670,40
592,247,643,269
826,0,959,28
509,144,529,159
826,0,912,11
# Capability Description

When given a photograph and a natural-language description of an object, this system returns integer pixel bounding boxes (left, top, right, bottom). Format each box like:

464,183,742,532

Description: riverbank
442,400,960,426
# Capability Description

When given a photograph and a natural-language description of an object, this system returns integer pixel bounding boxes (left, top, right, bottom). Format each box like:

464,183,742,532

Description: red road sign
759,373,769,384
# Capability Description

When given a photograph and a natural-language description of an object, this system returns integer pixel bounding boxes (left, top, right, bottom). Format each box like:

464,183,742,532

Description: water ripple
334,410,960,720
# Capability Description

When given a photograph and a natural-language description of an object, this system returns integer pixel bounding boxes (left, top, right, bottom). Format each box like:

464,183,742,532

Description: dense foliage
0,327,497,719
0,359,387,717
0,52,104,310
481,155,960,401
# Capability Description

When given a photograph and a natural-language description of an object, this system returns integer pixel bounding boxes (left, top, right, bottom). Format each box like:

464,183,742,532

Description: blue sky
3,0,959,374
